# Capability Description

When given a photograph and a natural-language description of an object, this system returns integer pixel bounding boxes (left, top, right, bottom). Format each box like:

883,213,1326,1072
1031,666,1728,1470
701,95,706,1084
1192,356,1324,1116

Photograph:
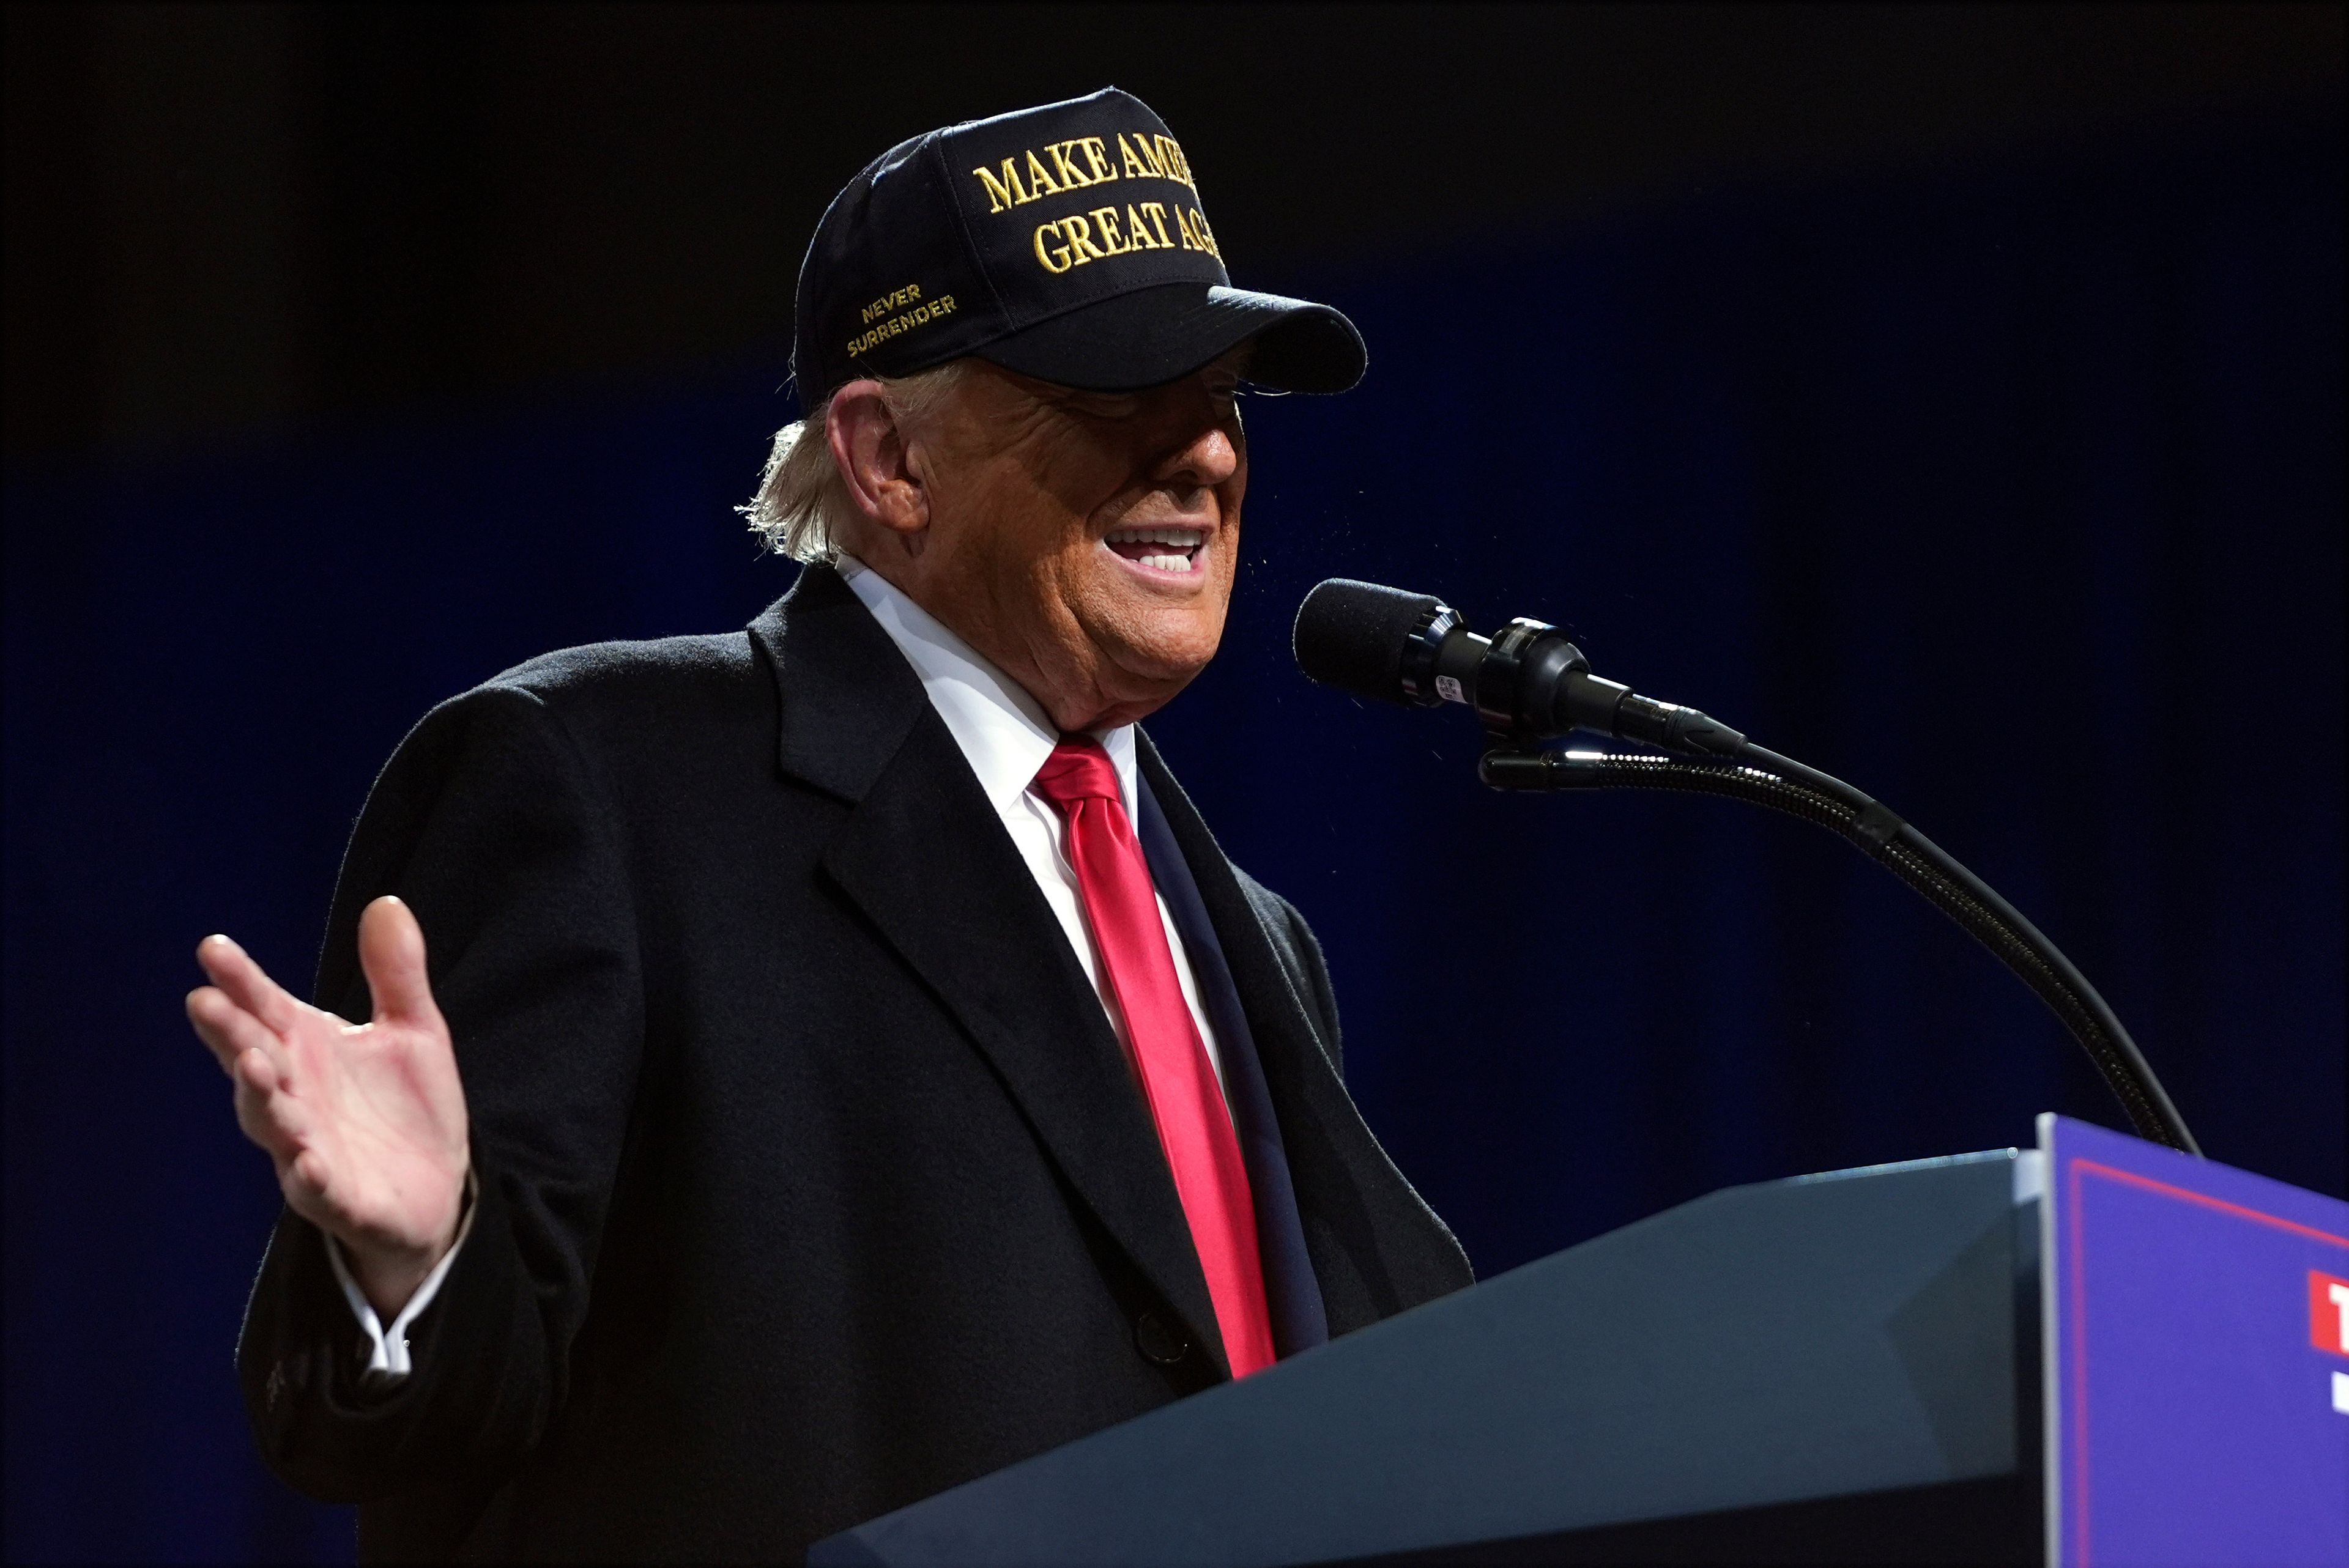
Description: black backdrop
4,48,2343,1568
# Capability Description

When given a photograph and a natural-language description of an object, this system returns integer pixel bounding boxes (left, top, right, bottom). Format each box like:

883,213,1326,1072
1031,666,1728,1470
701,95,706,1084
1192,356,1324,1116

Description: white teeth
1104,525,1204,574
1107,526,1204,547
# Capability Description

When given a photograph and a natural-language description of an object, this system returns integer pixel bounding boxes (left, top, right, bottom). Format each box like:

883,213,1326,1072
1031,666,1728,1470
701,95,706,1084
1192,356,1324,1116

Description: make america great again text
970,131,1223,275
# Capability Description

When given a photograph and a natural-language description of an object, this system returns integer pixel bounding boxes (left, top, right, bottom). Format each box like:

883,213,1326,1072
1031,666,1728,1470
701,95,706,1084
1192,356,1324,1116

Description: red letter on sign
2311,1270,2349,1357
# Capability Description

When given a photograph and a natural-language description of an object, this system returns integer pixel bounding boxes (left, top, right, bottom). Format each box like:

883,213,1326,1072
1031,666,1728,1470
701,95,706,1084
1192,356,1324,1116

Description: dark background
4,6,2342,1562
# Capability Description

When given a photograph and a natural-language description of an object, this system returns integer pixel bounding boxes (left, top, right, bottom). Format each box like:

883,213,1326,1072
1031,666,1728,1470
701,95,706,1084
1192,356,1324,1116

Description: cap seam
1012,278,1210,336
928,135,1017,338
993,283,1324,339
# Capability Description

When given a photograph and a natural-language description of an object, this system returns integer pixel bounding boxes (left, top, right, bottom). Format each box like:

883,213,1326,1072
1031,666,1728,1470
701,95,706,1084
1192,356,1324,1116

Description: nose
1154,417,1241,492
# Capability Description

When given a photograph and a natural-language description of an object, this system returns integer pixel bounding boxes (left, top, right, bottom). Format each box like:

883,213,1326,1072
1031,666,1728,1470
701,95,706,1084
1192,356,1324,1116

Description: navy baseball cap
792,87,1366,405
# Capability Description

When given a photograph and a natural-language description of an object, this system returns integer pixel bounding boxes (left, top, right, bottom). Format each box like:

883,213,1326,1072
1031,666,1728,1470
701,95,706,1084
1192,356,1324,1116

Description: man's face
862,353,1248,733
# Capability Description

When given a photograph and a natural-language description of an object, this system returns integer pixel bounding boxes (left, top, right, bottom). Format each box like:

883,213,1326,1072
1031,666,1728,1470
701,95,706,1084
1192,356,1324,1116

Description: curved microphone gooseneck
1294,578,2200,1156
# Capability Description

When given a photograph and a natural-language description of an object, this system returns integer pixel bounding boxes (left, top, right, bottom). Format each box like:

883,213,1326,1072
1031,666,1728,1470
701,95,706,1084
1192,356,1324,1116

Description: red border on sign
2063,1158,2349,1568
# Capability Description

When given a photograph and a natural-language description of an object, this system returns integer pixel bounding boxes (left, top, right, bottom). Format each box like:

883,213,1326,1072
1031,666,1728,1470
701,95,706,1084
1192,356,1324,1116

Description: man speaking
185,88,1471,1562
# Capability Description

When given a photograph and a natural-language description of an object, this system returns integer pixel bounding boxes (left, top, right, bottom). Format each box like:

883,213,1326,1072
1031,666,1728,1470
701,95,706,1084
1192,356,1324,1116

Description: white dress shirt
835,553,1228,1098
335,555,1228,1375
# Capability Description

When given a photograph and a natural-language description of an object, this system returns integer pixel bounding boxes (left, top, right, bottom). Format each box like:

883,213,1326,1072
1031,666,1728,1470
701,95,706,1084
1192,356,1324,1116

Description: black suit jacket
237,564,1472,1562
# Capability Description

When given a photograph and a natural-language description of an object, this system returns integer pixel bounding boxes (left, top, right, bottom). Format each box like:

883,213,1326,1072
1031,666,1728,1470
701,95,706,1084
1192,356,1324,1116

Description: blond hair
739,361,971,563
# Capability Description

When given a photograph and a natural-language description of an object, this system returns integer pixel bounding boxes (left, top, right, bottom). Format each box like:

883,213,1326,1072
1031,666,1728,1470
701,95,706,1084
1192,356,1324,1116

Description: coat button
1134,1311,1190,1366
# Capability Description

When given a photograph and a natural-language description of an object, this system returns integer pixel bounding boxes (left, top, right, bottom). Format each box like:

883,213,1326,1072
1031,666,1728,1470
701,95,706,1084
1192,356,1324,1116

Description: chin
1088,605,1225,699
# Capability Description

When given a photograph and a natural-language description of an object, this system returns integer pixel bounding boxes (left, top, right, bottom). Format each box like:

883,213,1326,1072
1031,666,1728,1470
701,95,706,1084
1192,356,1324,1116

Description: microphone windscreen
1293,579,1443,704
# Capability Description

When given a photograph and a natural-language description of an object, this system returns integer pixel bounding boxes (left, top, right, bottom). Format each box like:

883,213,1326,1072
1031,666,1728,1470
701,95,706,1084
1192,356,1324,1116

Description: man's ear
826,382,931,539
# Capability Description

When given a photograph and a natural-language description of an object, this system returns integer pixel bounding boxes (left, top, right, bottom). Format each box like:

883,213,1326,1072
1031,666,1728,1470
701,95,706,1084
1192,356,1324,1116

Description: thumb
358,897,441,1027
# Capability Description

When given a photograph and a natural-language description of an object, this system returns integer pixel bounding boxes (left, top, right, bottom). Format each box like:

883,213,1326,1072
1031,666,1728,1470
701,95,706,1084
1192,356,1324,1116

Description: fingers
231,1045,314,1161
188,995,311,1164
195,934,300,1035
358,897,441,1029
186,986,288,1079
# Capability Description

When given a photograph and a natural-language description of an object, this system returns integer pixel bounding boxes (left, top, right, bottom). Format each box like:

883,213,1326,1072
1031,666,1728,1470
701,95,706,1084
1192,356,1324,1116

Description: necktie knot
1031,738,1121,807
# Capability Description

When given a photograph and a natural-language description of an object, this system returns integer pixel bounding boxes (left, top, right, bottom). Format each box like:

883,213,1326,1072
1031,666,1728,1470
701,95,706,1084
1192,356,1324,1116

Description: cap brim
972,283,1365,394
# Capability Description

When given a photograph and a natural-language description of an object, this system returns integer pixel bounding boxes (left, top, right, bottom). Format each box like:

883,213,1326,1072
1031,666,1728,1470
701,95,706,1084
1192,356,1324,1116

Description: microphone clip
1474,618,1590,743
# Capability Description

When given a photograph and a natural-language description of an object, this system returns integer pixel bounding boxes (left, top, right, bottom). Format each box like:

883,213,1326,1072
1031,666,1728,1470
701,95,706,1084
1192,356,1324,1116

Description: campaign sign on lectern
2039,1114,2349,1568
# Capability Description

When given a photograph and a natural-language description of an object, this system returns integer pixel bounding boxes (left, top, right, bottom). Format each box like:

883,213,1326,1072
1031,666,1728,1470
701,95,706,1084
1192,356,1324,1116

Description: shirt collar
837,553,1137,818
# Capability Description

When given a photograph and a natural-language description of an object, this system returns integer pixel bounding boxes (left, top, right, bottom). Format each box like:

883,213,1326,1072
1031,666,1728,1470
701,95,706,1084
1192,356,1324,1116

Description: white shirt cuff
325,1174,478,1380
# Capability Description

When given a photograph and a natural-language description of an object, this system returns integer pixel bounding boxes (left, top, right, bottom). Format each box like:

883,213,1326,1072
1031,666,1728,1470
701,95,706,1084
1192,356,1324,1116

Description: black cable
1479,747,2200,1155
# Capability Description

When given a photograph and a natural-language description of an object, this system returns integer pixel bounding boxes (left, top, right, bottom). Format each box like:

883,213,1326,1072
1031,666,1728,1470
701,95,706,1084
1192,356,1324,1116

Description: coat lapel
1135,731,1474,1331
1134,772,1329,1358
749,567,1227,1372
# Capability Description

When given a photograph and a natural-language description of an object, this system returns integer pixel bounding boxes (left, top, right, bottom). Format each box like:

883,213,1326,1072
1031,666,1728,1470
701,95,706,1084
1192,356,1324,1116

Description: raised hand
187,897,470,1318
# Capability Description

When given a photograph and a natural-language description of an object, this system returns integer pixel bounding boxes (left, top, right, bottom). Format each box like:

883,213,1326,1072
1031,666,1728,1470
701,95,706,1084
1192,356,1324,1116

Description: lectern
811,1115,2347,1566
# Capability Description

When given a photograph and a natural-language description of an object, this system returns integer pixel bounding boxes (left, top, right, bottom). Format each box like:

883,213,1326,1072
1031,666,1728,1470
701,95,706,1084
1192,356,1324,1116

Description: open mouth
1102,525,1206,575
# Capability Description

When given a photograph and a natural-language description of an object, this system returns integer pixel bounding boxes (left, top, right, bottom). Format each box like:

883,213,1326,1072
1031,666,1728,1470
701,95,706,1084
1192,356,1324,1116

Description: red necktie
1031,738,1275,1378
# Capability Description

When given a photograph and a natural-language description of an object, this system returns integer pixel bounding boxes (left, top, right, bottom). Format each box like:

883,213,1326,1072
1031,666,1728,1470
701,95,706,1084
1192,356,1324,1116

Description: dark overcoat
236,563,1472,1562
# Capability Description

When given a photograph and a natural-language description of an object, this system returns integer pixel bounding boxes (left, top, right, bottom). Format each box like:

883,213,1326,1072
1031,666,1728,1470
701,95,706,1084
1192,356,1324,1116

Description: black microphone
1289,577,2203,1156
1292,577,1747,756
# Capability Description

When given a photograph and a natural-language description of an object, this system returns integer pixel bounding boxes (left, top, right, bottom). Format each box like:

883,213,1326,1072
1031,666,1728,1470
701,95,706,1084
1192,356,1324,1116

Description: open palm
187,896,470,1317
